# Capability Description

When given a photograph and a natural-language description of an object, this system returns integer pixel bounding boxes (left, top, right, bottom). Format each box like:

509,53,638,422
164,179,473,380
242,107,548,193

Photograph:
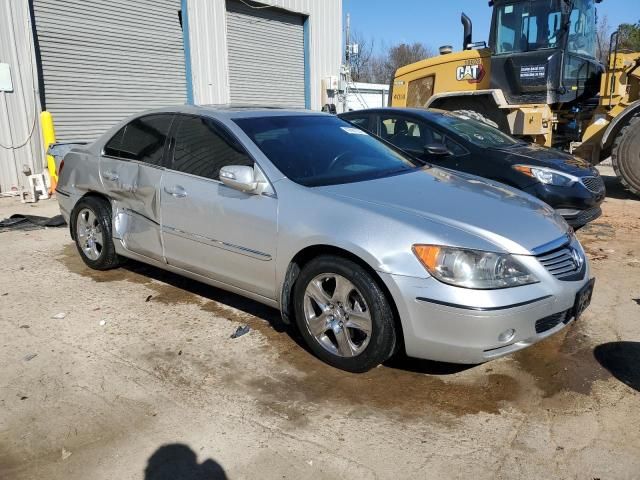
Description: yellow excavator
391,0,640,196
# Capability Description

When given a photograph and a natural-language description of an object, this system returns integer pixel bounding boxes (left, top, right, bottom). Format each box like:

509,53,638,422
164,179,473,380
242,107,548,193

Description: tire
293,255,397,373
453,109,500,129
71,196,122,270
611,114,640,197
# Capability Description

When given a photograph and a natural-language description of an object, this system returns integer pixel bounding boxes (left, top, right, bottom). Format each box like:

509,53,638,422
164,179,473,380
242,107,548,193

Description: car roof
129,104,328,120
340,107,453,121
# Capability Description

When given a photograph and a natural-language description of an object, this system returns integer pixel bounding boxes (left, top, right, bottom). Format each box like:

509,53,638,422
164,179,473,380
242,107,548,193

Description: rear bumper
378,263,591,364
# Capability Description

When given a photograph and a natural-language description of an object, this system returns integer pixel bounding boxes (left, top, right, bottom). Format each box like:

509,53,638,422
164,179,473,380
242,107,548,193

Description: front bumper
379,248,592,364
523,182,604,227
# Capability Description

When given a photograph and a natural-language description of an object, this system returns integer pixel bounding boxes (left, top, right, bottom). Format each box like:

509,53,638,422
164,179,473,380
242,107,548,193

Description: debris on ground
633,299,640,306
230,325,250,339
1,292,8,296
99,320,106,326
51,312,66,319
0,214,66,232
145,295,153,302
19,324,29,329
61,448,72,460
23,353,37,361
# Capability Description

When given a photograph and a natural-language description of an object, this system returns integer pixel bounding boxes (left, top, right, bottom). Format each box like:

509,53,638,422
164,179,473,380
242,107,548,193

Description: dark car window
104,114,173,166
234,115,422,187
172,115,252,181
432,112,522,148
343,115,371,132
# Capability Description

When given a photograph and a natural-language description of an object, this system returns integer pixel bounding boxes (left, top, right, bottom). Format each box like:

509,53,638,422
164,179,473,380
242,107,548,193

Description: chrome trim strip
55,188,70,197
162,225,272,261
416,295,553,311
531,234,571,255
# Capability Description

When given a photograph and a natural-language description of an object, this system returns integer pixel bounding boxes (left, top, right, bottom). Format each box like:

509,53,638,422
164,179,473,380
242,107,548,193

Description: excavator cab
488,0,603,106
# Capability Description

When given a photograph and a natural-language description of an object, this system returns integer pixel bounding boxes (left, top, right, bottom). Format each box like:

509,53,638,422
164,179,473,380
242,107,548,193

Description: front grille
536,245,584,280
535,309,572,334
581,175,605,194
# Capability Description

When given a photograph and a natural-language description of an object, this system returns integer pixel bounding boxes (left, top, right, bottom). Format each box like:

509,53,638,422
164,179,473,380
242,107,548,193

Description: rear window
234,115,422,187
103,114,173,166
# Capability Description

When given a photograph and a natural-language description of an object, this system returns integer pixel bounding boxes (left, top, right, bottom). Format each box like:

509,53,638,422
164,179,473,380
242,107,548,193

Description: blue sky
343,0,638,54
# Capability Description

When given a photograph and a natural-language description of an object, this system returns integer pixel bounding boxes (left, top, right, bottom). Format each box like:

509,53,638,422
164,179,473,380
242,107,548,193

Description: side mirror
424,143,452,156
220,165,259,193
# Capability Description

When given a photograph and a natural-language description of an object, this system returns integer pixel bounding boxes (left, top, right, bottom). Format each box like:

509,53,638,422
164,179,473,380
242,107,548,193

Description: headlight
513,165,577,186
412,245,538,289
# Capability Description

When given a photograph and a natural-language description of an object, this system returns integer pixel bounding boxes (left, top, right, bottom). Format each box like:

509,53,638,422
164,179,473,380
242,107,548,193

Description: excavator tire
611,114,640,197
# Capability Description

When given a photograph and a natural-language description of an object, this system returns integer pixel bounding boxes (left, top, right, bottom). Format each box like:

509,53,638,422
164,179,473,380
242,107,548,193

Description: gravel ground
1,167,639,479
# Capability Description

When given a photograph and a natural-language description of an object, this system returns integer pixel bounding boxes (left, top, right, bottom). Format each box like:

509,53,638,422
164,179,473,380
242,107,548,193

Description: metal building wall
0,0,44,194
33,0,187,142
187,0,342,109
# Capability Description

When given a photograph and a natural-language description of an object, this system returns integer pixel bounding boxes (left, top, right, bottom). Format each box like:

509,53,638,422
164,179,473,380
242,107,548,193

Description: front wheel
293,255,397,372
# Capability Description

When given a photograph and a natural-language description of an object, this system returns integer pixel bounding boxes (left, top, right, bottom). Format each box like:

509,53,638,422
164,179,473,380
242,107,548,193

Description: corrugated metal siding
187,0,341,109
0,0,44,193
33,0,187,142
226,0,304,107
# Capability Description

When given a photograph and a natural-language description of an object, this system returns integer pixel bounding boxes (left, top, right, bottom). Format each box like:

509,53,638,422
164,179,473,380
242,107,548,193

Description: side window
104,114,173,166
444,137,468,156
172,115,253,180
381,116,440,153
104,127,126,157
344,115,372,133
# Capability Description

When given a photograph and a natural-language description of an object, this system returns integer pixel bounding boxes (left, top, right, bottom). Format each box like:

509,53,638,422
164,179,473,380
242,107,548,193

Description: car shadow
593,341,640,392
122,260,287,332
121,259,474,376
601,174,638,201
144,443,226,480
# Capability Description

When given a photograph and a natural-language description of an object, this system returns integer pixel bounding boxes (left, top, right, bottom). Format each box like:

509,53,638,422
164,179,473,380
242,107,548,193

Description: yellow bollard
40,111,57,192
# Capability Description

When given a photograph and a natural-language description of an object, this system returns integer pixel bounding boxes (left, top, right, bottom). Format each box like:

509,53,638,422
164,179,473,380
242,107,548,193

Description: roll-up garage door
33,0,187,142
226,0,306,108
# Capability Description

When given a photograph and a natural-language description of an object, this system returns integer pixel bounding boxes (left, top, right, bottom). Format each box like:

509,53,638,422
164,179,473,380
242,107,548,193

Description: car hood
317,167,569,255
493,143,597,176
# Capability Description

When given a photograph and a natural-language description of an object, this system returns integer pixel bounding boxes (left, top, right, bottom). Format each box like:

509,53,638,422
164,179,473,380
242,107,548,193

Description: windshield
566,0,596,57
494,0,596,57
432,113,522,148
234,115,422,187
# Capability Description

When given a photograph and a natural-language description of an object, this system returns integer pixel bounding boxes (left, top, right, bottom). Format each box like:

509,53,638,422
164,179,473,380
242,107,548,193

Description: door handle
103,170,119,181
164,185,187,198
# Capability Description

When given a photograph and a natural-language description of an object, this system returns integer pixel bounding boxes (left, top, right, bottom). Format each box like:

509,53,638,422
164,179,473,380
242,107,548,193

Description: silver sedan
55,106,594,372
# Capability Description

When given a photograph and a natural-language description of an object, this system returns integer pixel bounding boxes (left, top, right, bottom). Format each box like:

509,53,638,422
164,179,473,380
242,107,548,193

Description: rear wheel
71,196,122,270
293,255,397,372
611,114,640,197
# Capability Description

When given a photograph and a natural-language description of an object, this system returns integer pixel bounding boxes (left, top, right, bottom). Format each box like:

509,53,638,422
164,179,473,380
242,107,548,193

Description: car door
99,114,173,262
160,114,278,299
377,113,468,168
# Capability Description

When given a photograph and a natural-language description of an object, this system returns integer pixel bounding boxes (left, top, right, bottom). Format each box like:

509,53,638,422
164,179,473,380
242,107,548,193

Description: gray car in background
55,106,594,372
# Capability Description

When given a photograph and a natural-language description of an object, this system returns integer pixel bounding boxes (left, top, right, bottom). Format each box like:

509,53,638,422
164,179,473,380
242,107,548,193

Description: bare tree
348,31,375,82
369,42,435,85
596,14,611,64
619,21,640,51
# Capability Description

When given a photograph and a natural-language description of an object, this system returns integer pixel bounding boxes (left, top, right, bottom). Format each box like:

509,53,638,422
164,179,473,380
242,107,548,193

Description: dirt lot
1,167,639,479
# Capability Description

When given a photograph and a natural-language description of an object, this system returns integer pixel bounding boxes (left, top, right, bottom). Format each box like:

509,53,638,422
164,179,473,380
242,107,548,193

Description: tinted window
172,115,252,180
104,114,173,165
343,115,371,132
432,113,522,148
234,115,421,187
381,116,438,153
104,127,126,157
